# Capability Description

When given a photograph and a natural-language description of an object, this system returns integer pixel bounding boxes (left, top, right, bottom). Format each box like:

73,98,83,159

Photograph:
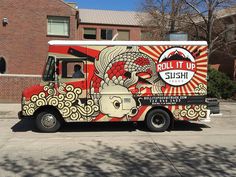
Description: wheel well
145,106,174,128
33,106,64,122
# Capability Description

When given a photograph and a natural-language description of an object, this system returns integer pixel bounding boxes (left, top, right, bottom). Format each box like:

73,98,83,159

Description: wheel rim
151,114,166,128
41,113,56,129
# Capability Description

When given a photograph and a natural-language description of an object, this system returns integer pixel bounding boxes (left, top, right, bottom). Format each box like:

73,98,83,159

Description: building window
101,29,113,40
47,16,69,37
62,61,84,78
117,30,130,40
84,28,96,39
0,57,6,74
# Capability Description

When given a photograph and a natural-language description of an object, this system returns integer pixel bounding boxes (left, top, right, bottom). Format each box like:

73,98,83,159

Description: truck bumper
18,111,32,119
207,98,220,114
18,111,24,119
200,109,211,122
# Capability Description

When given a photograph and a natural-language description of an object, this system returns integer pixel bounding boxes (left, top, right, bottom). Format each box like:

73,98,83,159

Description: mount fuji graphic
162,51,191,62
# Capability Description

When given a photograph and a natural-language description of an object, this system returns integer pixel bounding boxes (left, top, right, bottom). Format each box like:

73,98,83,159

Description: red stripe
110,117,124,122
131,106,149,121
168,87,174,96
201,46,208,52
188,46,195,52
185,83,194,96
92,113,105,122
168,105,172,111
196,63,207,67
175,105,178,111
197,68,207,72
182,85,188,95
171,87,176,96
150,46,161,56
195,54,208,62
164,46,170,50
49,46,70,54
189,79,198,89
165,87,171,96
139,46,159,58
193,76,207,85
86,47,100,59
195,72,207,79
179,86,184,95
164,88,170,96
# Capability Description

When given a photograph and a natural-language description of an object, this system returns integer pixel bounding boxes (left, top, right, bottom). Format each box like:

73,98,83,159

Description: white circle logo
157,47,196,86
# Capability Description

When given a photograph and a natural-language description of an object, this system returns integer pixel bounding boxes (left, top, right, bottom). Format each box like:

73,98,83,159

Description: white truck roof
48,40,207,46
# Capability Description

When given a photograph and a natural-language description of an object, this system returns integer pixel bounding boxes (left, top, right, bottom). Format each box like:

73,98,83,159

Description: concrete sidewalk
0,104,21,119
218,101,236,118
0,102,235,119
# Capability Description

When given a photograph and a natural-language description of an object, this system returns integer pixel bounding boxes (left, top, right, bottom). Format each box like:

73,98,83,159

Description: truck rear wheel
146,109,170,132
36,111,61,132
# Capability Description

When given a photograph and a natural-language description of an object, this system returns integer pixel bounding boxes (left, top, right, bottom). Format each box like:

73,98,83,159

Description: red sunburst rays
171,45,208,95
139,46,167,62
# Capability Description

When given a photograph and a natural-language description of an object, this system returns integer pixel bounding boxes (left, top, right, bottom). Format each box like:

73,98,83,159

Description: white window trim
47,16,70,37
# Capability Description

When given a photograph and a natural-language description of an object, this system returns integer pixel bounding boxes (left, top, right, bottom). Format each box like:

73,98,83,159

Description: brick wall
0,75,41,103
0,0,78,102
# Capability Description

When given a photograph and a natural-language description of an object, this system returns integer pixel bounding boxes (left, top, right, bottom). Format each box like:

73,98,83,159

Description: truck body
21,40,210,132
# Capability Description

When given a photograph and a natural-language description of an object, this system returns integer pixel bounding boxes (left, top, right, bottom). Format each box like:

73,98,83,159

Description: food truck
20,40,210,132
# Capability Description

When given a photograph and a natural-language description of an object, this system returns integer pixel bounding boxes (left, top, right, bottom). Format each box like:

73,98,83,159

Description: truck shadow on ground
0,141,235,177
11,119,210,132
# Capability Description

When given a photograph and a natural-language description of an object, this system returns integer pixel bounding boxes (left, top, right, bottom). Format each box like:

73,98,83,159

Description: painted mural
22,44,208,122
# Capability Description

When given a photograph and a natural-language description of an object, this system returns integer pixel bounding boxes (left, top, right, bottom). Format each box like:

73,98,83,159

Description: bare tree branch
139,0,236,57
183,0,208,25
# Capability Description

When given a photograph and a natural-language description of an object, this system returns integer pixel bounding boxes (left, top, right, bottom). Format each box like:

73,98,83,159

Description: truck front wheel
146,109,171,132
36,111,61,132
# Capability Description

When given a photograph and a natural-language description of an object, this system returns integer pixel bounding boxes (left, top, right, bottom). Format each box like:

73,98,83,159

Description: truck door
56,58,88,121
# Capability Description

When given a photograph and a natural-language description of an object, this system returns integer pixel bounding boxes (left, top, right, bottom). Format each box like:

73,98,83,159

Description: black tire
146,109,171,132
35,111,61,132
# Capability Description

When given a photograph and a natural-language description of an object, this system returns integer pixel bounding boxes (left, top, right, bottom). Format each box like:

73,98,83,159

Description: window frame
117,30,130,41
83,28,97,40
57,58,86,82
101,29,113,40
47,16,70,37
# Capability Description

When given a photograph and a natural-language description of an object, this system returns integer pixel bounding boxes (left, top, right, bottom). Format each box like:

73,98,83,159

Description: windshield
42,56,55,81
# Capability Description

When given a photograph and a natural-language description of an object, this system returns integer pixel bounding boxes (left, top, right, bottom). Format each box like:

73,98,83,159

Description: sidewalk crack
148,133,183,177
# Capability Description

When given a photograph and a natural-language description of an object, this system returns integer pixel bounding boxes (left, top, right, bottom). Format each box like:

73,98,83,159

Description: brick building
0,0,79,102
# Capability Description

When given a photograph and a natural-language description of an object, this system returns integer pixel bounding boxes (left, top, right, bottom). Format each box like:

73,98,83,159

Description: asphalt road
0,102,236,177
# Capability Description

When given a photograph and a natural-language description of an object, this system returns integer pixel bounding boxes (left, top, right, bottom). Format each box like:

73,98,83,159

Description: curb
0,117,18,120
210,113,223,117
0,104,21,119
0,111,19,119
